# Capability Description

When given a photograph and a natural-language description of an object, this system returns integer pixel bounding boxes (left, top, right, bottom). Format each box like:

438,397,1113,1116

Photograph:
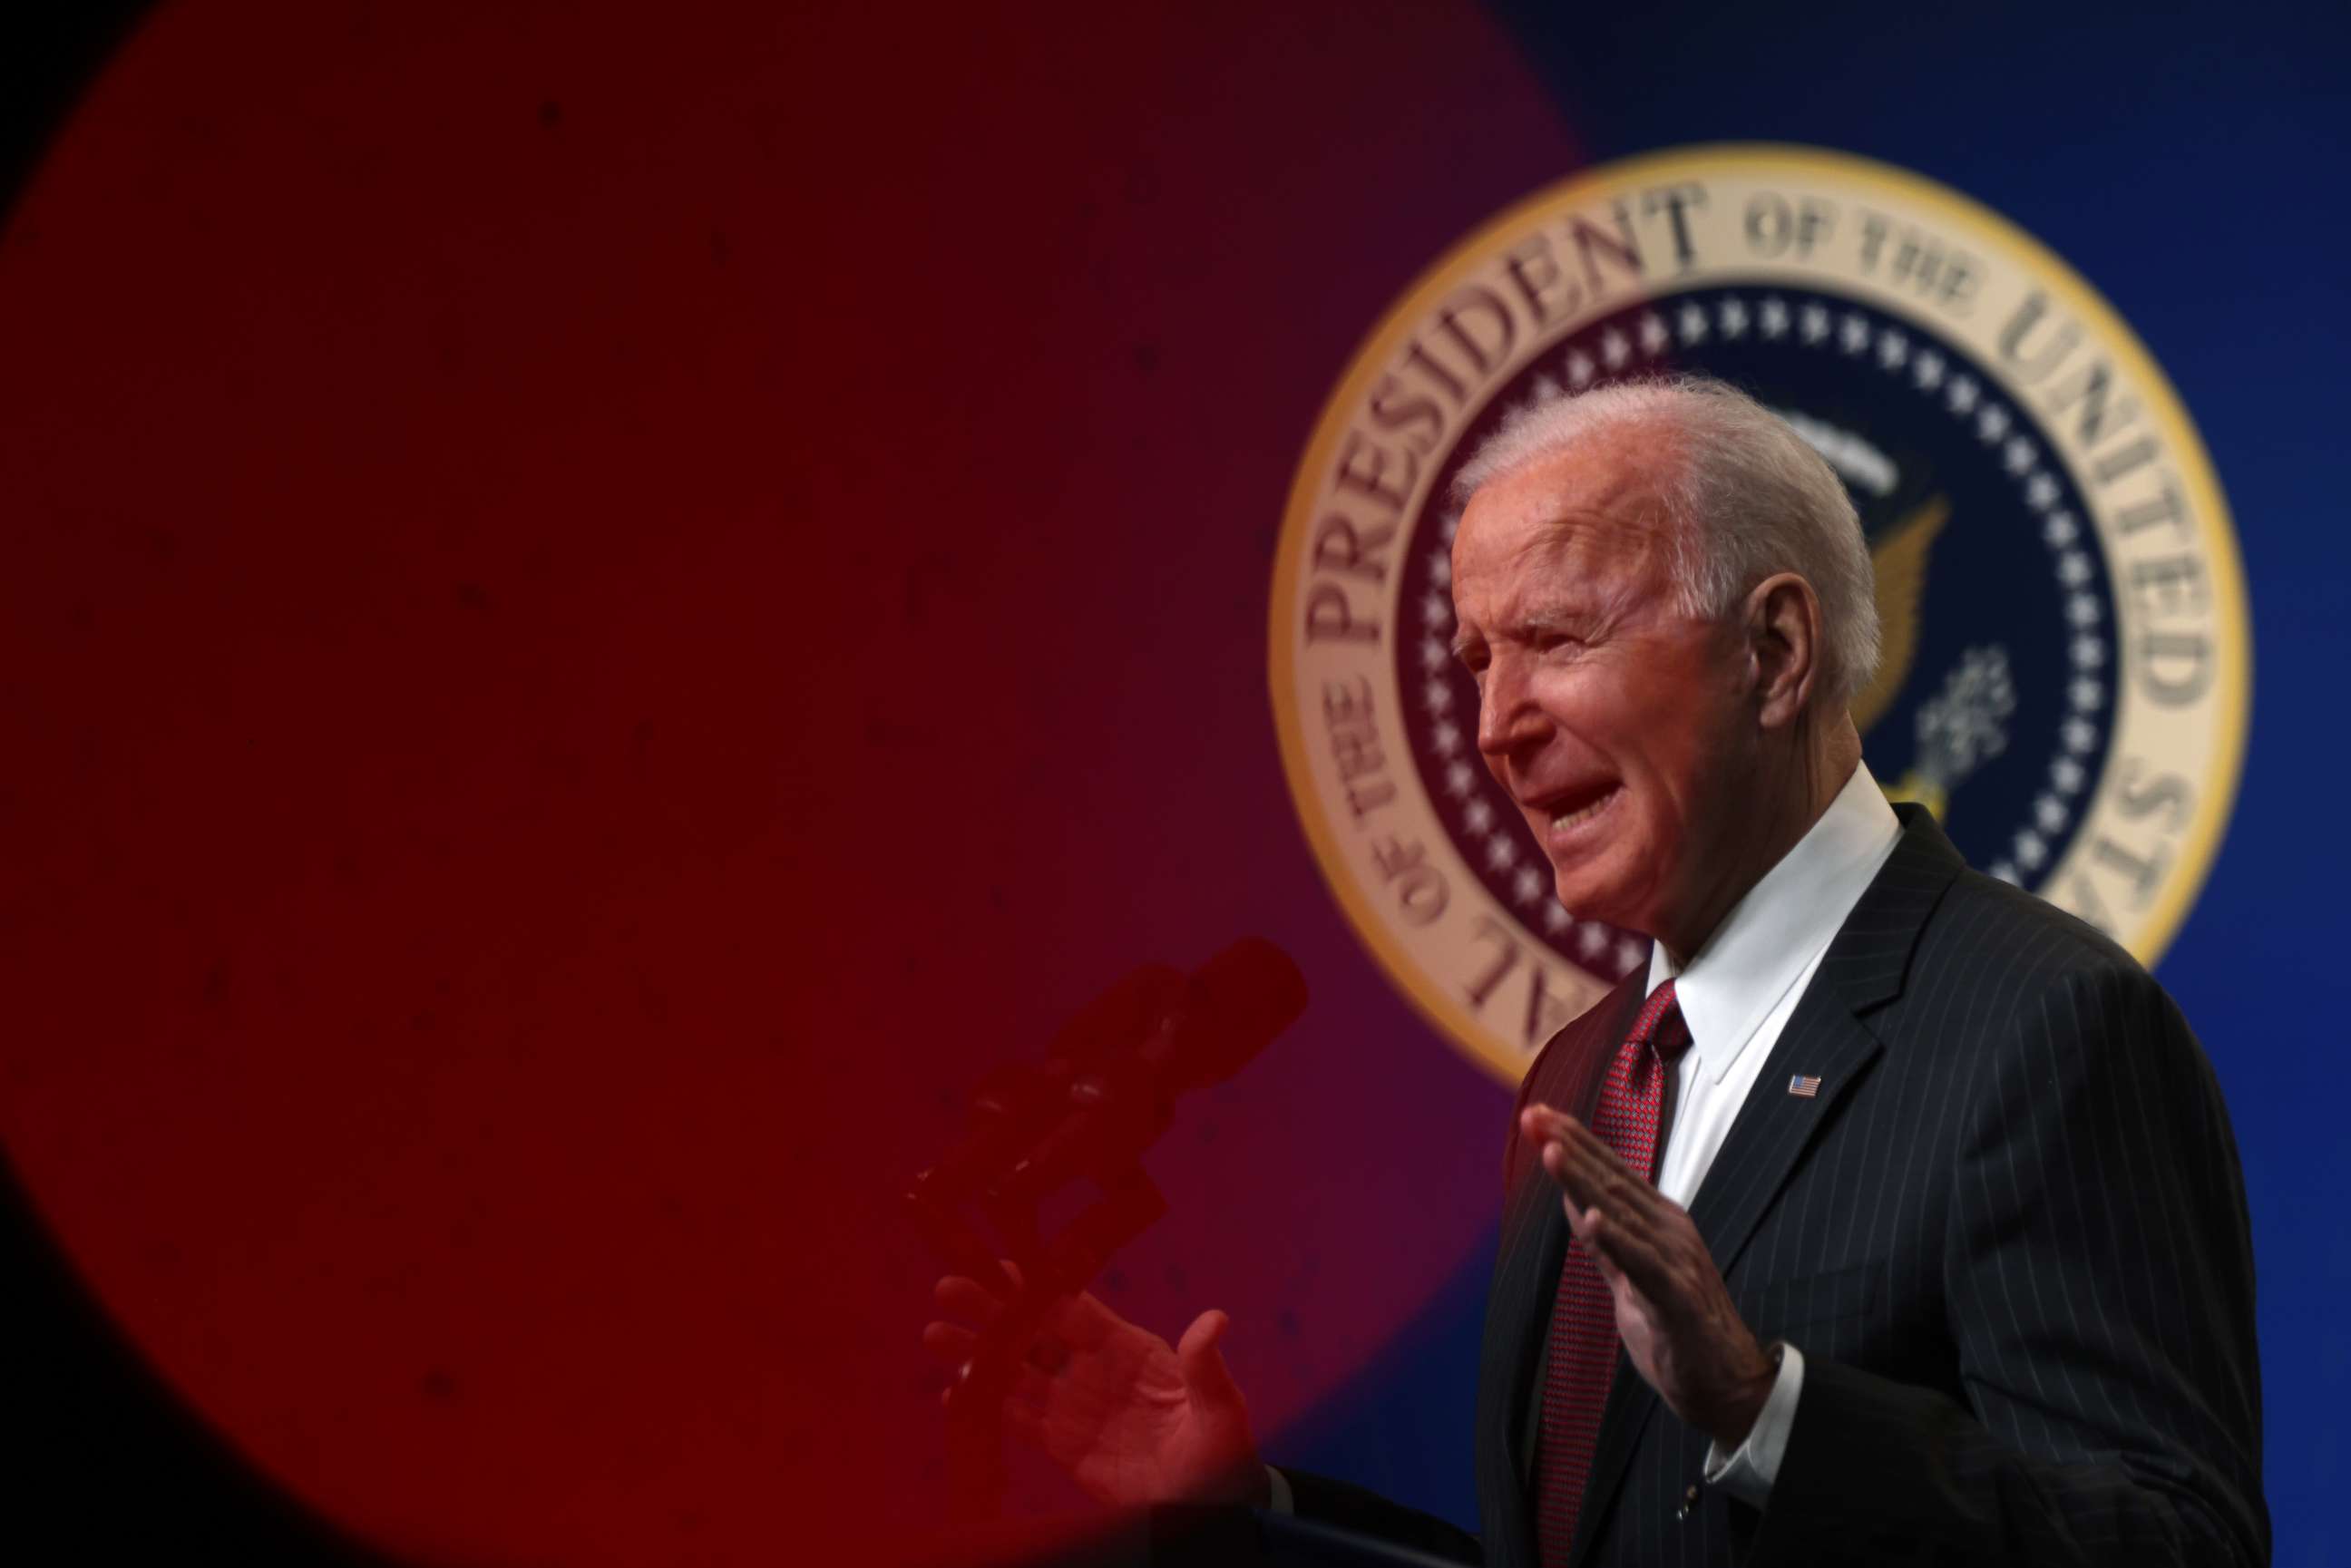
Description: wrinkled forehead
1450,435,1683,592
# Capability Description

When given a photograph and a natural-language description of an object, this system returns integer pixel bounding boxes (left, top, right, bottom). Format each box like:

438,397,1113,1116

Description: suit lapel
1565,806,1964,1565
1692,806,1965,1281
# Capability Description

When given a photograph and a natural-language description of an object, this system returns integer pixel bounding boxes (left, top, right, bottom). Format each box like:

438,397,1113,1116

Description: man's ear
1745,572,1824,729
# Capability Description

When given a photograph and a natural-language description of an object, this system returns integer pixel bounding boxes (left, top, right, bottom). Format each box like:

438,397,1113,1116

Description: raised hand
1521,1105,1778,1448
922,1265,1267,1509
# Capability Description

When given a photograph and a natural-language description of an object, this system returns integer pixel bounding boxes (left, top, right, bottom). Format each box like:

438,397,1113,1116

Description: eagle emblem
1851,495,1946,738
1852,494,2015,825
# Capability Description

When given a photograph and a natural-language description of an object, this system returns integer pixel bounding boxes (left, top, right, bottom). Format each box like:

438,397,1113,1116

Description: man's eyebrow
1517,598,1587,631
1448,630,1480,662
1473,603,1586,647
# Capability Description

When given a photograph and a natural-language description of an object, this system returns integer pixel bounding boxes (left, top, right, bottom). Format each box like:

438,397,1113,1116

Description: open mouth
1532,782,1621,838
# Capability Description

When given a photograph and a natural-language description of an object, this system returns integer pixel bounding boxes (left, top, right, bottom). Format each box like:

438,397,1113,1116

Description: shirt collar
1644,762,1902,1085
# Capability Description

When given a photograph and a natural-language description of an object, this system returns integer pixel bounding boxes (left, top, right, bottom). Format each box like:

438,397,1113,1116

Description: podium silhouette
1019,1505,1477,1568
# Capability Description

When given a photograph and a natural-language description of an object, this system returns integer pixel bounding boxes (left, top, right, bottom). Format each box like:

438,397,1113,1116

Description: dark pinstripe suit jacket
1289,804,2268,1567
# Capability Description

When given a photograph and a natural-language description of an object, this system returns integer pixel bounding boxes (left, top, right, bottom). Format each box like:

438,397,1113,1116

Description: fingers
1527,1107,1688,1308
1576,1205,1681,1307
933,1261,1108,1386
932,1256,1026,1305
925,1313,1076,1381
1528,1109,1666,1228
930,1334,1062,1414
934,1260,1075,1324
1524,1105,1636,1186
936,1260,1136,1359
1562,1201,1624,1290
1046,1288,1121,1352
1175,1309,1247,1415
922,1320,978,1368
934,1276,1004,1326
1176,1307,1230,1361
1539,1133,1629,1230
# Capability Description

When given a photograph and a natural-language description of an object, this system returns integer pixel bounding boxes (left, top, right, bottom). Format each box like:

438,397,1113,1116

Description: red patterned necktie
1533,978,1693,1567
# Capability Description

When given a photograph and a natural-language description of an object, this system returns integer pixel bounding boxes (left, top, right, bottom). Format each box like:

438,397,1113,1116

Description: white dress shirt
1267,762,1900,1520
1647,761,1901,1503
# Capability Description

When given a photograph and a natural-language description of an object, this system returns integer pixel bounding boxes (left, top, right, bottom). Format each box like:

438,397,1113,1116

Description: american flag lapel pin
1787,1074,1822,1097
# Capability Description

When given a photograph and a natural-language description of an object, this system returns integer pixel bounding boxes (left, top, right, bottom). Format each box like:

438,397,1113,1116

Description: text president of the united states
925,375,2267,1566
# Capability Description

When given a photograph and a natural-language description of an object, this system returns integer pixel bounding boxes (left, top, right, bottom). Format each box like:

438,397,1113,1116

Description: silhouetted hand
923,1263,1267,1509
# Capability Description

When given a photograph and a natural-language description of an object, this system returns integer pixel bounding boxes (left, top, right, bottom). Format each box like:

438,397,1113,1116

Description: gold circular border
1267,142,2250,1086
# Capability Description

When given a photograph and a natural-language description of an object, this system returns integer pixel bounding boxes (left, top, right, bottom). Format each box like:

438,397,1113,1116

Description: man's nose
1476,654,1545,760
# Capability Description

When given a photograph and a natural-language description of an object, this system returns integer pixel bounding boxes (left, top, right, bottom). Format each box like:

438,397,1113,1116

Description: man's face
1449,432,1755,945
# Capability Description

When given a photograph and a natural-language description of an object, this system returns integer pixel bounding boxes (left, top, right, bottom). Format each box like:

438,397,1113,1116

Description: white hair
1450,375,1881,714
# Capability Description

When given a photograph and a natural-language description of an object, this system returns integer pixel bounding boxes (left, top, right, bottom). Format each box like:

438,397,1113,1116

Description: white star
1759,297,1790,338
1989,861,2021,885
1677,302,1711,345
1542,902,1571,935
1878,329,1909,370
1463,798,1494,833
2034,794,2071,833
2014,831,2049,871
1577,924,1608,959
1513,867,1545,906
1427,550,1451,588
1719,297,1750,337
1913,349,1946,388
2070,636,2106,669
2042,511,2079,547
2004,436,2036,474
2063,717,2099,754
1485,835,1517,872
2051,756,2087,794
1615,937,1646,972
2066,592,2102,628
1423,679,1454,712
1839,313,1871,354
2070,677,2104,711
1431,721,1462,755
1800,303,1830,343
1423,591,1452,625
1566,349,1595,386
2057,552,2092,587
1639,313,1671,355
1439,511,1460,542
1600,329,1631,369
1419,637,1449,672
1444,761,1478,798
1975,404,2011,442
1946,375,1979,413
2025,473,2060,511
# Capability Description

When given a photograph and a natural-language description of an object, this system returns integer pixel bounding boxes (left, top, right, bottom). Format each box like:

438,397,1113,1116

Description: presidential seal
1268,145,2249,1087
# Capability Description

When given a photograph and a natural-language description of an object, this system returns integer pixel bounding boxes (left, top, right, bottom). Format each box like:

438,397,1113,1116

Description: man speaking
924,376,2268,1565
